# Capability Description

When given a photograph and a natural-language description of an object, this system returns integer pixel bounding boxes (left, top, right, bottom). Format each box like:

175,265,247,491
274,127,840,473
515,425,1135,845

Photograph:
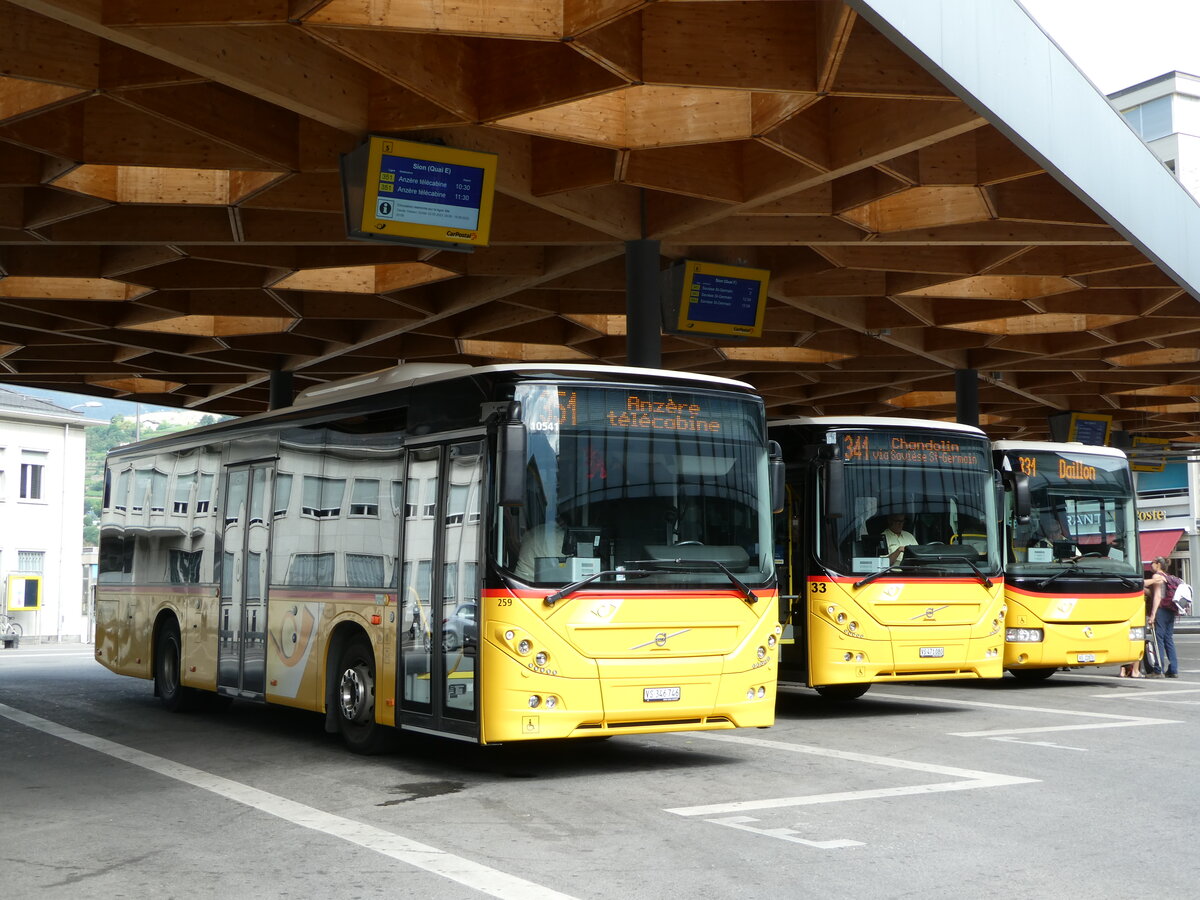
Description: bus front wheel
155,621,195,712
814,683,870,702
335,636,394,754
1009,667,1056,682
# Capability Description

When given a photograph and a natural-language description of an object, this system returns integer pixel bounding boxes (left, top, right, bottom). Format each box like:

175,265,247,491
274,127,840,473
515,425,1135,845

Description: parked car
422,601,477,653
442,602,477,652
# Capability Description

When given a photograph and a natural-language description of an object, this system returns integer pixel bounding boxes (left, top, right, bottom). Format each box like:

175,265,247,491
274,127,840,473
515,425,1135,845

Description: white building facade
1110,71,1200,201
0,387,100,642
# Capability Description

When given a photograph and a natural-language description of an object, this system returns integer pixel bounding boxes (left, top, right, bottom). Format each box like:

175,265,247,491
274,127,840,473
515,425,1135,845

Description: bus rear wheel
155,621,195,712
814,683,870,702
1009,667,1056,682
335,636,394,755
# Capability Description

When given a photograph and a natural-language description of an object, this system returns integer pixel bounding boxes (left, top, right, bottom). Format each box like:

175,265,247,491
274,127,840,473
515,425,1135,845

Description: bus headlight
757,646,767,660
545,696,557,709
535,651,549,667
836,612,847,624
757,687,766,699
767,634,777,649
504,630,515,641
528,695,541,708
1006,628,1044,643
1130,626,1146,641
517,639,532,655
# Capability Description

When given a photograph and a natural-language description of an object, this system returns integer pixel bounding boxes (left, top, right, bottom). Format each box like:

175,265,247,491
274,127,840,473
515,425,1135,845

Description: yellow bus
95,363,782,751
993,441,1144,680
770,417,1005,700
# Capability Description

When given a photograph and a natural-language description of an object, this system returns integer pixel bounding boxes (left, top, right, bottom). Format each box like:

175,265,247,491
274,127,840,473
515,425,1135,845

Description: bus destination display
522,386,759,436
840,432,985,467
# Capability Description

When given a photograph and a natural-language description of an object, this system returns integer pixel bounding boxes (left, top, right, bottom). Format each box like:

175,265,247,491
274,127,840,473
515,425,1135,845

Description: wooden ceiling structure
2,0,1200,442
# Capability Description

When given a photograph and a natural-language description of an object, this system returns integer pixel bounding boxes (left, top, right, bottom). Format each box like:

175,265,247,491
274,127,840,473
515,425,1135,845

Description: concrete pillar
269,370,294,410
956,368,979,428
625,239,662,369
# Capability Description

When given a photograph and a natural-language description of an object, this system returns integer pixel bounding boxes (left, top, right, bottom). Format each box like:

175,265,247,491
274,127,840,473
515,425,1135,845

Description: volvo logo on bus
912,605,948,621
631,628,691,650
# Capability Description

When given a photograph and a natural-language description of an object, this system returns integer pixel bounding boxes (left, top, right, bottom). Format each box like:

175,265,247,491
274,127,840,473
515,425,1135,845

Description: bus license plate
919,647,944,658
1077,653,1096,663
644,687,681,702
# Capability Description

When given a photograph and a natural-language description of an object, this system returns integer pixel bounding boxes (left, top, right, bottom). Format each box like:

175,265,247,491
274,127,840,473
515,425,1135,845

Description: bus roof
108,362,760,458
293,362,755,406
992,440,1129,460
769,415,987,438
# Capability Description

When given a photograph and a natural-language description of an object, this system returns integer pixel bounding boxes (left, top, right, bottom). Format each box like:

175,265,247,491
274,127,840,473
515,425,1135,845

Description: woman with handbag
1145,557,1180,678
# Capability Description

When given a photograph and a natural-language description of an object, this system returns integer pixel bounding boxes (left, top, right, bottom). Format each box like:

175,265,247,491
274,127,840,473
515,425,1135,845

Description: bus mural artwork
95,364,782,751
770,417,1006,701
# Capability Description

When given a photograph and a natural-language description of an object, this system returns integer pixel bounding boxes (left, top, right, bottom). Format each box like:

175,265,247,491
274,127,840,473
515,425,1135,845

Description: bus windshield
499,383,773,588
817,429,1000,577
1002,450,1139,577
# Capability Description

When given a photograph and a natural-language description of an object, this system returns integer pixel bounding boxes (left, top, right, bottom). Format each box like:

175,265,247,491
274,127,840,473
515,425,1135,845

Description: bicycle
0,612,22,646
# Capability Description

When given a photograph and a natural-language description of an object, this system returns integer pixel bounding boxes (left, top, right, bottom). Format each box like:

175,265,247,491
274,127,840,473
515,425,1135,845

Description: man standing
884,513,918,563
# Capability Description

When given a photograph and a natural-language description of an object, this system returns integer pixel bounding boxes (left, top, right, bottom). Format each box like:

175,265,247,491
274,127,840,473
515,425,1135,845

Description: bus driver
884,513,918,563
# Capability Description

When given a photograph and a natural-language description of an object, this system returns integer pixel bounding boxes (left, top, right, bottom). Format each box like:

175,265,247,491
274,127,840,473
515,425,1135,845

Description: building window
347,554,385,587
20,453,46,500
168,549,203,584
18,550,45,573
301,476,345,518
173,473,195,514
350,478,380,517
287,552,335,586
196,473,214,514
274,473,292,519
1122,96,1173,141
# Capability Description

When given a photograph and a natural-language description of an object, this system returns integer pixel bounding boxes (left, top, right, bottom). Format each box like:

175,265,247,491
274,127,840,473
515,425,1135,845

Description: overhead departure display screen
838,431,987,468
340,135,497,252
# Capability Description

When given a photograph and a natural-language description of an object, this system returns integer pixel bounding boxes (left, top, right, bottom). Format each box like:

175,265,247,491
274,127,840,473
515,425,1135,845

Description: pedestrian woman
1145,556,1181,678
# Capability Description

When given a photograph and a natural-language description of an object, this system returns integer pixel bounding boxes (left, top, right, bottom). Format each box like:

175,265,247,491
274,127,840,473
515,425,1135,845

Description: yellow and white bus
95,363,782,751
993,441,1144,680
770,417,1005,700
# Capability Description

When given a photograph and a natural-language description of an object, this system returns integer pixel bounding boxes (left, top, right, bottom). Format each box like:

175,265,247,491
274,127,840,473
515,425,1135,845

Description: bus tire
155,620,195,712
1008,667,1055,682
334,636,394,755
814,683,870,702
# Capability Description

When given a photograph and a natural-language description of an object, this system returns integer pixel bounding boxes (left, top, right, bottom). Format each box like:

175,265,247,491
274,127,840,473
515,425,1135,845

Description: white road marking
664,730,1037,818
0,651,94,660
988,737,1087,751
705,816,864,849
876,691,1180,737
0,702,576,900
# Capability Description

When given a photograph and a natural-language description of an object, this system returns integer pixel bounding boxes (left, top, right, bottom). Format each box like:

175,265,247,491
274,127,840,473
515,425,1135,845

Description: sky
1020,0,1200,95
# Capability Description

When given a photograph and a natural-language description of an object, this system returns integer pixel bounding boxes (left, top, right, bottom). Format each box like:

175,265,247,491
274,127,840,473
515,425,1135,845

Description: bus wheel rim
339,666,369,723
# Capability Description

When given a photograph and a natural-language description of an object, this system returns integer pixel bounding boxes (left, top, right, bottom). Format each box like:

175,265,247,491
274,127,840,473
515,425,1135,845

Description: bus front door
399,440,483,739
218,462,273,698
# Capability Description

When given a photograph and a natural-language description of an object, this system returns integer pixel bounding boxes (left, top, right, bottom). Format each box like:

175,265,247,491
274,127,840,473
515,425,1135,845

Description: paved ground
2,638,1196,899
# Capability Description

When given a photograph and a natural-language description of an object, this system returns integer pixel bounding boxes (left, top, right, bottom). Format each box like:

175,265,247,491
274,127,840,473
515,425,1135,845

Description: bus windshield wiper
853,564,904,590
1035,564,1137,591
854,555,993,590
908,553,994,589
543,569,655,606
626,558,759,604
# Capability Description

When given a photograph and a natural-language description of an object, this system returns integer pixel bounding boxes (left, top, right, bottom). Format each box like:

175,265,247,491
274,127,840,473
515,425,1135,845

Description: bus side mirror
768,440,785,514
1013,472,1031,524
824,458,845,520
497,403,526,508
